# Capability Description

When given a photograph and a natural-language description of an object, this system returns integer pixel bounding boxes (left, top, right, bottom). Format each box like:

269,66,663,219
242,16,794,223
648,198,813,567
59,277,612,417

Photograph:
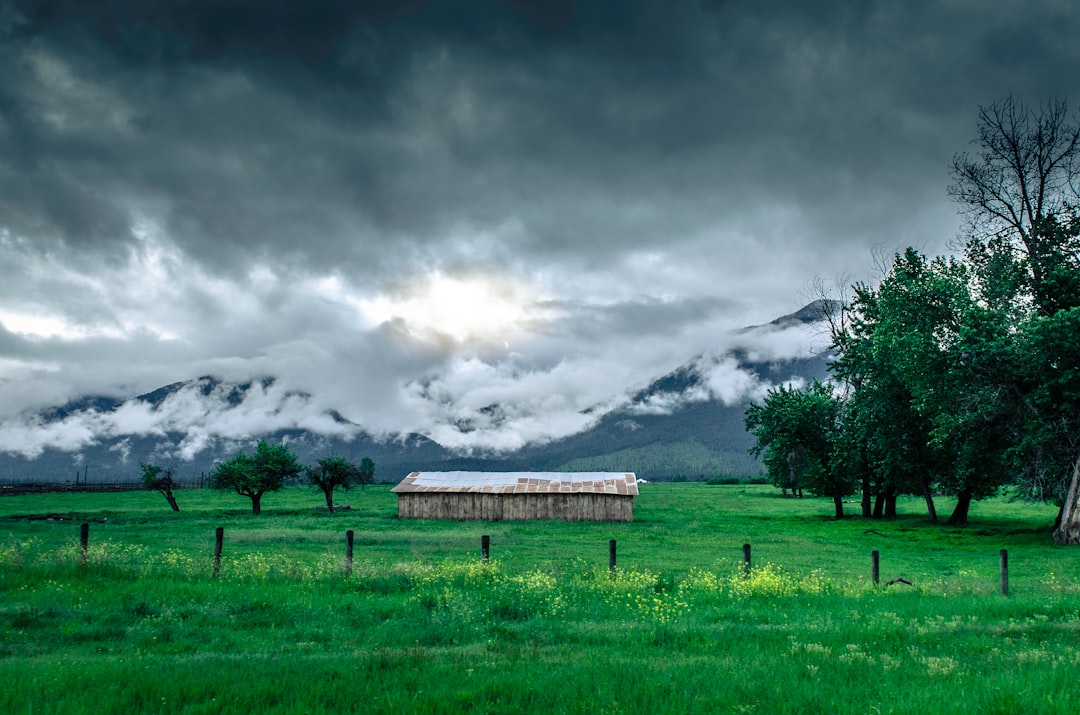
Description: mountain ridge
0,304,833,483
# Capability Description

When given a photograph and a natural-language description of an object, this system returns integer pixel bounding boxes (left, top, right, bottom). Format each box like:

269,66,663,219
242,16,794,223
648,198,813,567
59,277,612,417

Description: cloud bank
0,0,1077,457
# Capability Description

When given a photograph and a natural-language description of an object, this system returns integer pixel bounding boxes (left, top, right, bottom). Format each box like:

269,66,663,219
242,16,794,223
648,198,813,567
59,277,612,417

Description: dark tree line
746,96,1080,543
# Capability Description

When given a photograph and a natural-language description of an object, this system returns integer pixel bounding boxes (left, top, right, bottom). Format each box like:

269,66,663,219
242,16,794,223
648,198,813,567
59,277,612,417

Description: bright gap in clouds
0,309,90,339
361,273,530,343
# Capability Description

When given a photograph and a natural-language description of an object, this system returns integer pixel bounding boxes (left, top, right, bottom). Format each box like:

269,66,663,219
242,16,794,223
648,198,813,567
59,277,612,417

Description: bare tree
949,94,1080,287
306,456,374,512
802,275,852,356
141,463,180,512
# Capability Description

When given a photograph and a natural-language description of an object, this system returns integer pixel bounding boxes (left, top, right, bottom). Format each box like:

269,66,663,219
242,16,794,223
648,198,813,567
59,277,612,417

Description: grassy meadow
1,483,1079,714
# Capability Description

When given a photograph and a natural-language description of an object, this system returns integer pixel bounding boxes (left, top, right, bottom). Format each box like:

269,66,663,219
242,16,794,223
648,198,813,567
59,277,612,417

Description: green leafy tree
829,281,943,521
950,94,1080,539
745,379,853,518
807,97,1080,537
826,249,1017,525
357,457,375,489
140,463,180,512
873,250,1021,524
841,369,940,521
1021,304,1080,542
208,441,302,515
306,456,375,512
828,223,1080,532
992,213,1080,542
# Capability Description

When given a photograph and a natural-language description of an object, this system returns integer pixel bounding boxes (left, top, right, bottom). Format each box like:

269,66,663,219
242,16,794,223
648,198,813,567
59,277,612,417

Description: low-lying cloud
0,310,822,460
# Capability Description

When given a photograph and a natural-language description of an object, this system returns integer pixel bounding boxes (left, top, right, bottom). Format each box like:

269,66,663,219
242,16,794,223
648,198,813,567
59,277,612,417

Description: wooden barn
391,471,638,522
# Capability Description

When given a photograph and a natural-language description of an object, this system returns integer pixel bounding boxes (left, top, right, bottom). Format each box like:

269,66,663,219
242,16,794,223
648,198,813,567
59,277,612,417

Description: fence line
69,524,1015,595
0,481,205,496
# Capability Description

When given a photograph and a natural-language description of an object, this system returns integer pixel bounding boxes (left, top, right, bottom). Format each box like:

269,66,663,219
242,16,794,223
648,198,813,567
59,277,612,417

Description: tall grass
1,484,1078,713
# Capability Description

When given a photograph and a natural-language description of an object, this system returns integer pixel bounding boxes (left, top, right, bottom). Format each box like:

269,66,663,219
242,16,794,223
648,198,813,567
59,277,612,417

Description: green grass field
2,484,1078,714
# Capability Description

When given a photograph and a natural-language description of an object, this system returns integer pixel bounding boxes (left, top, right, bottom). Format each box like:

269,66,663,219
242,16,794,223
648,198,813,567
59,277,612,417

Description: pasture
1,484,1078,714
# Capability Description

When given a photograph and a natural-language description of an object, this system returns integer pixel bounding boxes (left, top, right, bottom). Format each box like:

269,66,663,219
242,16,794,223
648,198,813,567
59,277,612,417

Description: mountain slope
0,304,834,483
508,348,831,479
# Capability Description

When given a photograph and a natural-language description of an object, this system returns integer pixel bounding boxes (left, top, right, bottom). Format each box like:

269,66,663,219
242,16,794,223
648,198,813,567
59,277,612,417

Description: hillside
512,349,831,479
0,304,833,483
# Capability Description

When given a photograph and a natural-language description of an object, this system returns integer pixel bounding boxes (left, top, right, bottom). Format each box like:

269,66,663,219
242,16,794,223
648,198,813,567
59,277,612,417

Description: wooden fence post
481,534,490,563
213,527,224,578
871,550,880,586
609,539,617,573
1000,549,1009,596
80,523,89,562
742,543,751,578
345,530,354,576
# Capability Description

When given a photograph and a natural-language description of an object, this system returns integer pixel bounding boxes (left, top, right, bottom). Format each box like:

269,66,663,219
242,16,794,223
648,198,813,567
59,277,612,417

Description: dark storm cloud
6,0,1076,278
0,2,916,268
1,0,1078,453
545,295,740,343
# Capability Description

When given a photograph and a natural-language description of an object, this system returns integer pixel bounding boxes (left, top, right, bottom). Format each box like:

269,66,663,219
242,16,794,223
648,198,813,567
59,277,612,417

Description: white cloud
2,0,1072,461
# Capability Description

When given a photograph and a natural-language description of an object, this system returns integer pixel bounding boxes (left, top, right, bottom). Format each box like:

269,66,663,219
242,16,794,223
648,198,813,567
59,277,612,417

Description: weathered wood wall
396,493,634,522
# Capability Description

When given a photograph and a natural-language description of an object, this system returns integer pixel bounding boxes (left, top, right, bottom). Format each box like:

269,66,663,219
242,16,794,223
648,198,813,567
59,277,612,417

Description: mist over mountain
0,304,833,483
517,314,834,479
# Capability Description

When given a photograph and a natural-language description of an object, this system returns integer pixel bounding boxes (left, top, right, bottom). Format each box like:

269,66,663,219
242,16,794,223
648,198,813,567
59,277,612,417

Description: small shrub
704,476,741,485
409,560,563,622
727,562,830,597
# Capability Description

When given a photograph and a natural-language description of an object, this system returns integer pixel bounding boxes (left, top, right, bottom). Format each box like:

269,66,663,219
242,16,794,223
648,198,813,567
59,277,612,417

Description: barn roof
391,471,639,496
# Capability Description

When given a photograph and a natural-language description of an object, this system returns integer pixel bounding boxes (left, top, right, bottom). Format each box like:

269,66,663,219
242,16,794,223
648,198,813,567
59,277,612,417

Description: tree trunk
947,490,973,525
324,487,336,513
157,488,180,512
787,450,798,499
861,473,872,518
1052,454,1080,545
250,492,263,516
833,493,844,520
921,475,937,523
884,493,897,519
872,492,885,519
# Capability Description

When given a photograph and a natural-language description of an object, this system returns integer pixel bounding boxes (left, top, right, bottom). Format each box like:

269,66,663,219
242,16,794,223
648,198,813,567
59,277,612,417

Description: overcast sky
1,0,1078,458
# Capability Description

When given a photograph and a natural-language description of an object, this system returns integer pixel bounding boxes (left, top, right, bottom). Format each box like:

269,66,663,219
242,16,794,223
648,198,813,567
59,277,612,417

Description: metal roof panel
391,471,639,495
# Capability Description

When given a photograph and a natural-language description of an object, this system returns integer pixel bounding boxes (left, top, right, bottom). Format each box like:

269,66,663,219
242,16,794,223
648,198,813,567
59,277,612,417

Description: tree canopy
306,455,375,512
745,379,853,518
747,96,1080,541
207,441,302,515
140,462,180,512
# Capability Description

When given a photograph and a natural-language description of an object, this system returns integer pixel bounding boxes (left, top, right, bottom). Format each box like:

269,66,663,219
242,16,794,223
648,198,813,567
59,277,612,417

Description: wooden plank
395,492,635,522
